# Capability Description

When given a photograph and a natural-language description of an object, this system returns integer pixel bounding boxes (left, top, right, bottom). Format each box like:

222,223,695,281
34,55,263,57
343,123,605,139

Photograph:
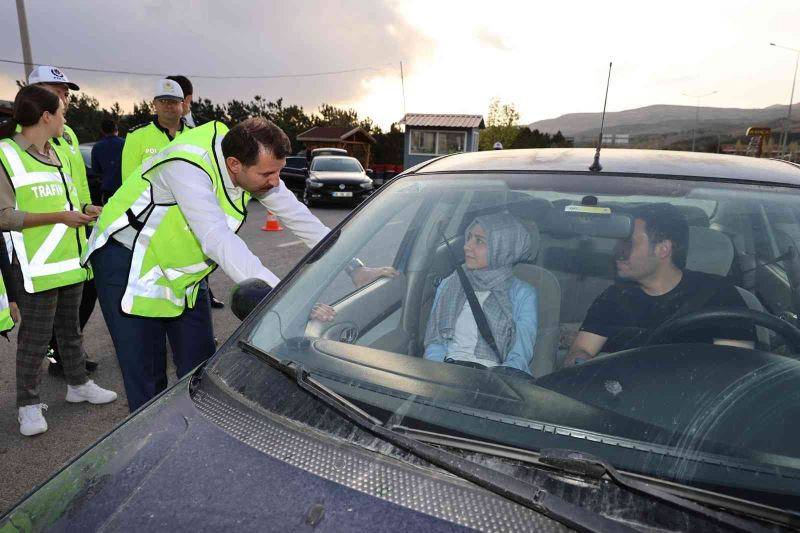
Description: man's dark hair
222,117,292,166
166,75,192,97
630,203,689,269
100,118,117,135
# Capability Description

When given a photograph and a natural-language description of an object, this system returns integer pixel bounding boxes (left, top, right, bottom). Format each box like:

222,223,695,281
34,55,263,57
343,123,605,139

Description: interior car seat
686,226,769,347
512,220,562,377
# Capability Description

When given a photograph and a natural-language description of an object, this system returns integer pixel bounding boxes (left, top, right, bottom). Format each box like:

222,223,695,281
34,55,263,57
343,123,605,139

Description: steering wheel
643,307,800,353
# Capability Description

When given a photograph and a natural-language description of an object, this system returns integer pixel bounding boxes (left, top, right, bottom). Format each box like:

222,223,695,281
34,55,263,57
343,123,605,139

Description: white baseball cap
28,65,80,90
154,78,184,101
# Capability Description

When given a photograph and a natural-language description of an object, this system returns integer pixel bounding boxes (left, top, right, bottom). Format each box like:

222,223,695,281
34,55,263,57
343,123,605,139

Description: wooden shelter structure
296,126,377,168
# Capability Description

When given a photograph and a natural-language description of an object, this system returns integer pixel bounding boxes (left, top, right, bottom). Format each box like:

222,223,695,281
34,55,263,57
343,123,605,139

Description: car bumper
307,189,372,203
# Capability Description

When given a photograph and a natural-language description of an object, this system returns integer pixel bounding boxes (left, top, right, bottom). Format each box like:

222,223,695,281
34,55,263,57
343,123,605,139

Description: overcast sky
1,0,799,129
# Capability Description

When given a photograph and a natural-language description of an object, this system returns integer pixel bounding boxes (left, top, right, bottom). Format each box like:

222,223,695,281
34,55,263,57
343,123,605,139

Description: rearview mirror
231,278,273,320
544,206,633,239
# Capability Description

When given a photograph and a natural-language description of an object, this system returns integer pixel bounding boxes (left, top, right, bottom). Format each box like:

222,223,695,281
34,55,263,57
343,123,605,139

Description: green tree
118,100,153,136
262,98,313,154
191,97,227,123
314,103,360,128
372,123,404,165
480,97,521,150
486,97,520,127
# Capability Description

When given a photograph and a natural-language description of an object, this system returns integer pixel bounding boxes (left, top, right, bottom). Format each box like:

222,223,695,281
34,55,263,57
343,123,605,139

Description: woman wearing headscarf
0,85,117,437
424,213,538,374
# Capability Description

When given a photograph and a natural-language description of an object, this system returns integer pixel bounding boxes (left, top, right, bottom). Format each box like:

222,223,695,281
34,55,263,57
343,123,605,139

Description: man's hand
9,302,20,324
310,303,336,322
83,205,102,218
60,211,95,228
350,266,400,289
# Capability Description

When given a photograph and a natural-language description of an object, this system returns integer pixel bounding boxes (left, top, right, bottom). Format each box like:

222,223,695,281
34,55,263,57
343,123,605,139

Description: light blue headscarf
425,213,530,362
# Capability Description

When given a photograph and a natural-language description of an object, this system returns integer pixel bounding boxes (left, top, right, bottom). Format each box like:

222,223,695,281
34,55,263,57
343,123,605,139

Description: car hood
1,344,781,532
309,171,368,183
0,364,566,533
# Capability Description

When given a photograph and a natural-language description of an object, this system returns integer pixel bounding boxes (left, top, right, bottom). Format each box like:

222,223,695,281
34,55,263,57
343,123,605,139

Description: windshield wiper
237,339,635,533
392,427,795,531
539,449,779,533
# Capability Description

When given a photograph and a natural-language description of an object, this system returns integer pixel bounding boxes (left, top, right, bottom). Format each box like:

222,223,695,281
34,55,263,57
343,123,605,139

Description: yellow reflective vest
0,139,90,293
84,121,248,317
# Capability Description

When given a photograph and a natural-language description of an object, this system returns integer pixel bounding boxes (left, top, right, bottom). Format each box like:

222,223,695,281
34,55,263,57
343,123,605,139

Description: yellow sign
565,205,612,215
746,127,771,136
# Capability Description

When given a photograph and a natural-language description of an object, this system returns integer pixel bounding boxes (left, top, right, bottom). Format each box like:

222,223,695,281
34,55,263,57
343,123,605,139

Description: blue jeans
92,241,216,412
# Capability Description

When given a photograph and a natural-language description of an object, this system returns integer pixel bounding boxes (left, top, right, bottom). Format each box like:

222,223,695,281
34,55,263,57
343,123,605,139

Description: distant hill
529,103,798,141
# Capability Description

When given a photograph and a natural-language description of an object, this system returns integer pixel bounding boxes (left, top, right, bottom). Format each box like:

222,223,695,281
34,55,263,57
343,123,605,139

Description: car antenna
589,62,613,172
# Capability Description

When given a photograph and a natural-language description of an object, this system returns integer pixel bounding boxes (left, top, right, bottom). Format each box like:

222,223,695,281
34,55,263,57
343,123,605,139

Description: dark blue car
3,148,800,532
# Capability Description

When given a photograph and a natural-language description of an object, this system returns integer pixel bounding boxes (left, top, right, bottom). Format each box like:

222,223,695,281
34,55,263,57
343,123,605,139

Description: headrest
678,206,710,227
686,227,733,276
506,196,554,225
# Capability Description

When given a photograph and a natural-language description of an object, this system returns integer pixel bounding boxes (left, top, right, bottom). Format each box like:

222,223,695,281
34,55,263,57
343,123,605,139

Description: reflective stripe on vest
0,274,13,333
0,140,89,293
84,122,247,317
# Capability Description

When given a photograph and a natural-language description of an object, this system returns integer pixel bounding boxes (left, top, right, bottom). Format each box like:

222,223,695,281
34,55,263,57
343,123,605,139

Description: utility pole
16,0,34,79
682,90,717,152
770,43,800,159
400,61,407,116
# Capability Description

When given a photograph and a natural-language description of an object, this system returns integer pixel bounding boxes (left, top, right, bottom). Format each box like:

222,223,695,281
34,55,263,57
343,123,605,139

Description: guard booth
399,113,484,169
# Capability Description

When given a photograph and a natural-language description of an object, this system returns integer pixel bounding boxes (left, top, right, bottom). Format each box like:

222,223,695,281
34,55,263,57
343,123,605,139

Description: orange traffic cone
261,211,283,231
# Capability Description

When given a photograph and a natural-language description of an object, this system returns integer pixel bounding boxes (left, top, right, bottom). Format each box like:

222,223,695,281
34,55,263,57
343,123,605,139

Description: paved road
0,202,351,514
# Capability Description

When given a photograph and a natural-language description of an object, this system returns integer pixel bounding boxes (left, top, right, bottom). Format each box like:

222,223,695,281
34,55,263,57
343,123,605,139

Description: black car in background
279,155,309,195
303,155,373,206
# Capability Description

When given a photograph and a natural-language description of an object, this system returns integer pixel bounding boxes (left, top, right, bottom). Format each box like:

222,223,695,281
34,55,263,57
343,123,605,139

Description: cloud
0,0,432,126
475,28,510,52
3,0,800,128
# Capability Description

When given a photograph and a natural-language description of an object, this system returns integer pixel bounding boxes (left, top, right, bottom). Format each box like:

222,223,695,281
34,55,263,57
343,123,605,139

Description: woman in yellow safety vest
0,85,117,437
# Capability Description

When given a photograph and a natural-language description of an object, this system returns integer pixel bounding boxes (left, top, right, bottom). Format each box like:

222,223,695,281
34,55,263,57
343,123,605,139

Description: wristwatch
344,258,365,276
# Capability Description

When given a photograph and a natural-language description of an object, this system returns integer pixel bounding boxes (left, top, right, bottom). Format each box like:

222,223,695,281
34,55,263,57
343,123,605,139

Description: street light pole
15,0,34,79
771,42,800,159
682,90,717,152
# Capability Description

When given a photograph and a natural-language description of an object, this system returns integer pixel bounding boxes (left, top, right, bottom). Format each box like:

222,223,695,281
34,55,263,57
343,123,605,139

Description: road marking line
276,240,303,248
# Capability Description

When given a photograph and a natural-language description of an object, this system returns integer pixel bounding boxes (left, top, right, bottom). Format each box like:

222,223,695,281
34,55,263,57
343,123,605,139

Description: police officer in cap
121,79,189,182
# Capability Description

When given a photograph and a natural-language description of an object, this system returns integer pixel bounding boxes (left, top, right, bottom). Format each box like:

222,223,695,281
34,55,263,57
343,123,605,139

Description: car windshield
311,157,363,173
227,171,800,512
284,157,307,169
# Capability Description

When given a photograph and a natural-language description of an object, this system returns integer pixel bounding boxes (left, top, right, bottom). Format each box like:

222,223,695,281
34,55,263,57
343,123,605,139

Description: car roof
313,155,359,161
412,148,800,186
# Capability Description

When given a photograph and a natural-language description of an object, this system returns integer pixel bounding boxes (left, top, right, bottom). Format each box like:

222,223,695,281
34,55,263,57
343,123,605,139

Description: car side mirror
231,278,273,320
366,169,374,177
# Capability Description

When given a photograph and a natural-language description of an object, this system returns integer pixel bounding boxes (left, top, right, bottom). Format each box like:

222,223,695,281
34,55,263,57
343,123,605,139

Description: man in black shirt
565,203,755,365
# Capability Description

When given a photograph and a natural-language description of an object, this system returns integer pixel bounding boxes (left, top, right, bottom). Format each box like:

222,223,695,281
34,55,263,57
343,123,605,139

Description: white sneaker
66,380,118,405
18,404,48,436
